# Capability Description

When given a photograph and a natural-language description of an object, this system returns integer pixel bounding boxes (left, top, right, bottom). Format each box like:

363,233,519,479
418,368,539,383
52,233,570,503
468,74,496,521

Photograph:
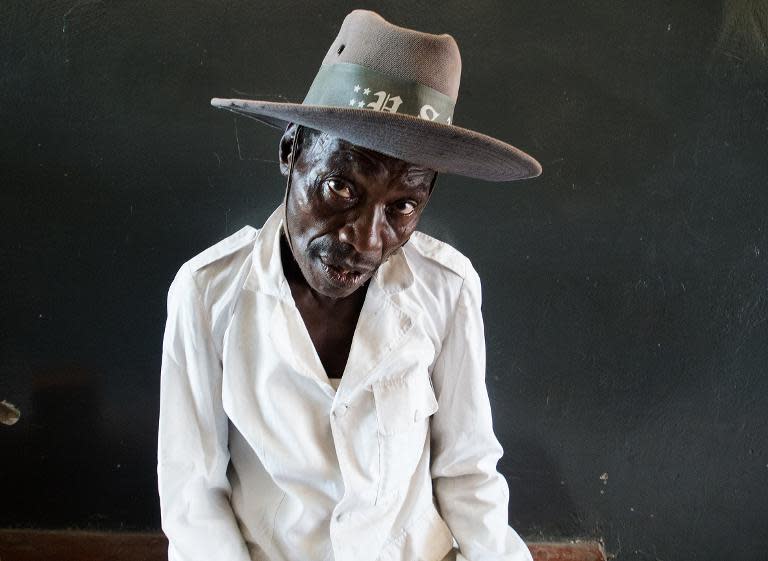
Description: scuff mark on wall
61,0,104,64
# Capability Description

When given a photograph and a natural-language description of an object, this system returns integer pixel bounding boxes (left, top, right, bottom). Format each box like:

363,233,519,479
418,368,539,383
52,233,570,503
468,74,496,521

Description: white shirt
158,205,532,561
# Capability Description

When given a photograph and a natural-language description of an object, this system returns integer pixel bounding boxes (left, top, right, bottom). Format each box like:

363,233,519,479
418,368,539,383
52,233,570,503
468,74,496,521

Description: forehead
305,131,432,181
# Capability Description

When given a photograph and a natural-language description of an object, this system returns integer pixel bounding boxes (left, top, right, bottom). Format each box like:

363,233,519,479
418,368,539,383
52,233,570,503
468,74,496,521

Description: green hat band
303,62,456,125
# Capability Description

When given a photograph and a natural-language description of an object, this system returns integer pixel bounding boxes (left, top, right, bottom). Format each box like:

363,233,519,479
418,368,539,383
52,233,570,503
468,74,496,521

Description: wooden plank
0,530,167,561
0,530,605,561
528,542,606,561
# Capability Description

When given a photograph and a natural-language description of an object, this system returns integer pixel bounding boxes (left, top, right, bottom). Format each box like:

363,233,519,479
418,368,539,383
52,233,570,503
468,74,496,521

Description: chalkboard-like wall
1,1,766,560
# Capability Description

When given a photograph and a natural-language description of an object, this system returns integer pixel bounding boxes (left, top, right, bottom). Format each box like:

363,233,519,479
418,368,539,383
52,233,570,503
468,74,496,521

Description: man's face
279,124,435,300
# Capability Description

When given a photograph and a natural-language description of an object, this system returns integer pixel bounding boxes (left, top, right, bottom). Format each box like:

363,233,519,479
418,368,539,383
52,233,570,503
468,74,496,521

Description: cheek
384,221,417,256
285,184,323,242
286,184,341,237
396,213,421,239
285,210,336,265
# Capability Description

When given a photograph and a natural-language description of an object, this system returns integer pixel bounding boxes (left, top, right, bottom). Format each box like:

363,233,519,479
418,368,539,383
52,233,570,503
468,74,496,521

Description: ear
278,122,299,177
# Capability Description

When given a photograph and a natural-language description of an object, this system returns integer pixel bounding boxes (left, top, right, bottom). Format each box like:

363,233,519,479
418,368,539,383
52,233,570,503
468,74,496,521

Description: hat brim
209,98,541,182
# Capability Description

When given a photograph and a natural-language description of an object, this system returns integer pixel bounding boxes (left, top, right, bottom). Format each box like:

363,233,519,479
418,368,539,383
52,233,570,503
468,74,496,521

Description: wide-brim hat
210,10,541,182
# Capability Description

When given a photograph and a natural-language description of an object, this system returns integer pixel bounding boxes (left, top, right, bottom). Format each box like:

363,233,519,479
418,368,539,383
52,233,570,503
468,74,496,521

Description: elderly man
158,9,541,561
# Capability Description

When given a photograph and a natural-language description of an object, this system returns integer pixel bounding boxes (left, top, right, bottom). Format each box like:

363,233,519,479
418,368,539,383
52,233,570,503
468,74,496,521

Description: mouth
319,256,367,289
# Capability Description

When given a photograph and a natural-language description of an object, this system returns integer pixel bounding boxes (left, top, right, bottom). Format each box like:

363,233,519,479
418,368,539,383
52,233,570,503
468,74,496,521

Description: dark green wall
2,1,766,559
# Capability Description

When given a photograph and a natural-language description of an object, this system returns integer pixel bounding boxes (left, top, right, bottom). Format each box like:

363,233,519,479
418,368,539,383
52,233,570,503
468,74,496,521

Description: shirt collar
243,204,414,298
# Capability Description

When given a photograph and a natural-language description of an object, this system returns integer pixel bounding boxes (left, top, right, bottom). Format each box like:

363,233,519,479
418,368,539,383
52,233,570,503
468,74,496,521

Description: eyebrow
404,168,433,180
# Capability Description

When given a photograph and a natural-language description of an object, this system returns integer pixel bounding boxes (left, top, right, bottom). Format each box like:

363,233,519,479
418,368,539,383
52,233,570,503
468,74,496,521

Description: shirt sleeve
157,262,251,561
429,262,533,561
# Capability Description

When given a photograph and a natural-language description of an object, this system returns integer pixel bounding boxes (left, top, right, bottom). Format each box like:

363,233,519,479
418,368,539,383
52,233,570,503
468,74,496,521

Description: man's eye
325,179,353,199
392,200,417,216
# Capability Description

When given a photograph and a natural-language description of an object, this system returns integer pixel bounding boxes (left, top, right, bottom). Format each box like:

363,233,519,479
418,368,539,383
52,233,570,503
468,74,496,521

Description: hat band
302,62,455,125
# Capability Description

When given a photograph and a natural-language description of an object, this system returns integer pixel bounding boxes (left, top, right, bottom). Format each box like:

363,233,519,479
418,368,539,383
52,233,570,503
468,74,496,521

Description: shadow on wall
3,367,106,527
501,438,585,539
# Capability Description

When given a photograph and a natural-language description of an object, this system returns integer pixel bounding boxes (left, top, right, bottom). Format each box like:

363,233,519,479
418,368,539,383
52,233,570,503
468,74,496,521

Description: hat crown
320,10,462,102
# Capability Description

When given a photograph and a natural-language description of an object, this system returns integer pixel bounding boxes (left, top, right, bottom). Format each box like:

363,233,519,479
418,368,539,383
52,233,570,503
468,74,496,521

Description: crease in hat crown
320,10,462,102
297,10,461,124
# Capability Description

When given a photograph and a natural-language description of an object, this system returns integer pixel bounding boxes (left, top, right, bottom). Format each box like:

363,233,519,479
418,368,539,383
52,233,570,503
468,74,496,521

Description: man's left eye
392,200,417,216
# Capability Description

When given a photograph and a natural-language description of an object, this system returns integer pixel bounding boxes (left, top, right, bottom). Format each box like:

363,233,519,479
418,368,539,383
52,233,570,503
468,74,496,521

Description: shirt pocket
373,371,439,502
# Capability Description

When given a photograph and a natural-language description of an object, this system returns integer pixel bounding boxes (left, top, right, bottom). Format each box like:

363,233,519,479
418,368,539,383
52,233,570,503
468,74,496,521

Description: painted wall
1,1,766,559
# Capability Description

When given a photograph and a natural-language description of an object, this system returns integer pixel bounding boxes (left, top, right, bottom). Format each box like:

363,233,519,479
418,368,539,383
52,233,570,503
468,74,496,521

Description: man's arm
158,262,250,561
429,261,533,561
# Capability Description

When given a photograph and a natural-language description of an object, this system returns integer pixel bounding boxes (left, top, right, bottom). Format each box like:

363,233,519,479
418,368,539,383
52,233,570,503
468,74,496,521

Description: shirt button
334,403,349,417
336,512,351,523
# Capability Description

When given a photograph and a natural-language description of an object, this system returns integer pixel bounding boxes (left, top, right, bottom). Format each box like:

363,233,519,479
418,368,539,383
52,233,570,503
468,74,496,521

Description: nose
339,206,385,258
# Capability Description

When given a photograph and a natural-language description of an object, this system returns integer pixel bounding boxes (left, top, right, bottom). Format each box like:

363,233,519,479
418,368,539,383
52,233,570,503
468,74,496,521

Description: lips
319,256,369,289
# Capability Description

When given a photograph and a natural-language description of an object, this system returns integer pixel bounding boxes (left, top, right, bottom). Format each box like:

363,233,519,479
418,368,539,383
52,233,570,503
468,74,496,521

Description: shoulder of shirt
402,232,481,341
177,224,259,313
406,230,475,281
186,225,259,274
170,226,260,352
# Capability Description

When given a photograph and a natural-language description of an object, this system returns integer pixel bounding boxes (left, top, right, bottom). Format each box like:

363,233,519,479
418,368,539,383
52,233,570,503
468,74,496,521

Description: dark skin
278,123,436,379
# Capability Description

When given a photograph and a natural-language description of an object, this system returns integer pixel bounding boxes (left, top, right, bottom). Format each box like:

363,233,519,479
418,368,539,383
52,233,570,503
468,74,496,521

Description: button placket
333,402,350,417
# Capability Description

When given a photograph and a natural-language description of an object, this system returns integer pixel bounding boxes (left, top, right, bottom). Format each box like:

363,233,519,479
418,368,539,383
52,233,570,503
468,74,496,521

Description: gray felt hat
210,9,541,182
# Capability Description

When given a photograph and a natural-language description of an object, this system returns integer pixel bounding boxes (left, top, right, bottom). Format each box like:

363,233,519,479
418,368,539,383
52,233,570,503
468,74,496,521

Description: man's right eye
325,179,354,199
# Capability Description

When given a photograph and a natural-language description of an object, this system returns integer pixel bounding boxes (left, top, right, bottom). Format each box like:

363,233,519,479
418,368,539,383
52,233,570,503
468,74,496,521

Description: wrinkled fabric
158,205,532,561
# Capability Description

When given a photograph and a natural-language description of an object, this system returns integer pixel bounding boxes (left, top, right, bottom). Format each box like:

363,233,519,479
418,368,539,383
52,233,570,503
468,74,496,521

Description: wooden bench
0,530,605,561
